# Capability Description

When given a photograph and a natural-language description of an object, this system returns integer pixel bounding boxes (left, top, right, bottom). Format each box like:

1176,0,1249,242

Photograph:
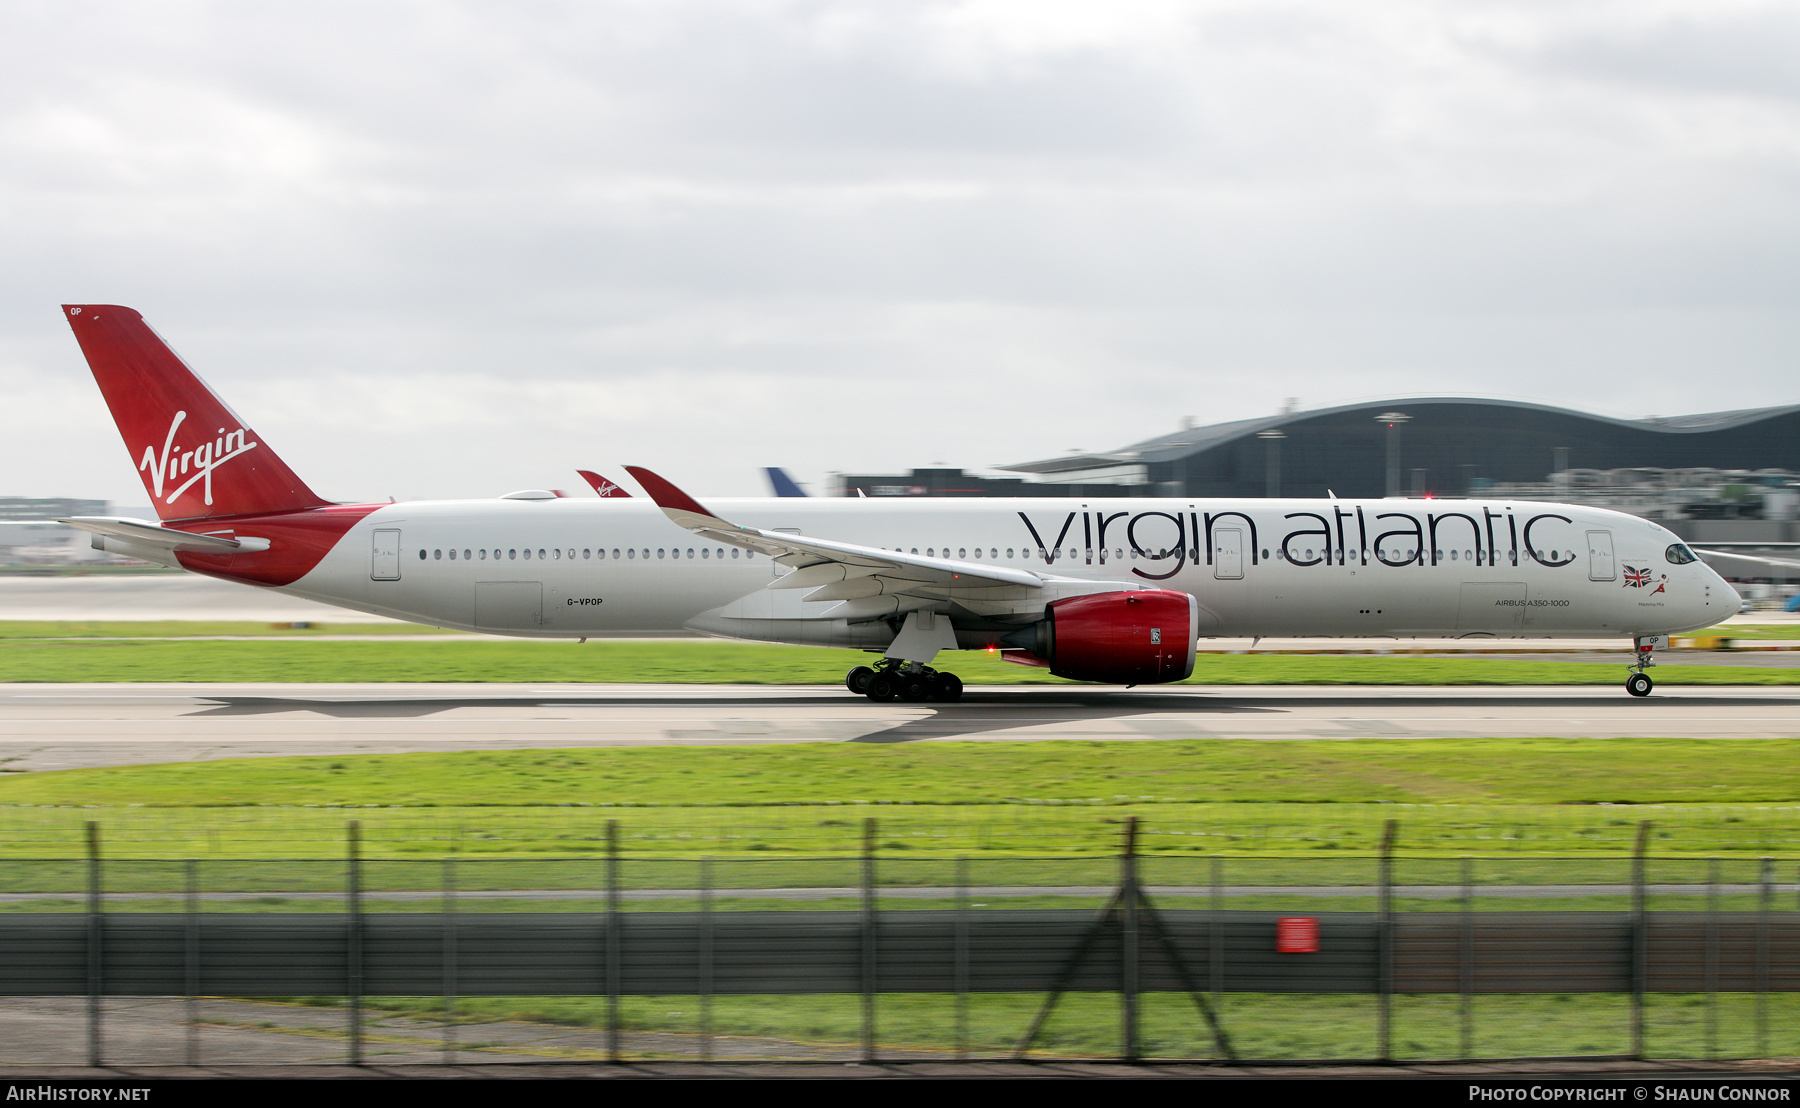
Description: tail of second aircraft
62,305,330,522
765,467,808,497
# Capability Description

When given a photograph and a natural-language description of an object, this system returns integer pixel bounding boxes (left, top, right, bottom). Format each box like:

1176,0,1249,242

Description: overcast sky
3,0,1797,503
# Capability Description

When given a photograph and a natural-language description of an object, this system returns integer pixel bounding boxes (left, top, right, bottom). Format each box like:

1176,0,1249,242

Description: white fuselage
260,496,1733,648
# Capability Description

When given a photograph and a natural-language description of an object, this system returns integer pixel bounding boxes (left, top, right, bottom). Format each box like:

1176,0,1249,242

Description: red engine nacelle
1007,590,1198,684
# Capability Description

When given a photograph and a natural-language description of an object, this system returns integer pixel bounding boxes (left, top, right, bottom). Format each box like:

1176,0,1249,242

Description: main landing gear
846,660,963,703
1626,636,1657,697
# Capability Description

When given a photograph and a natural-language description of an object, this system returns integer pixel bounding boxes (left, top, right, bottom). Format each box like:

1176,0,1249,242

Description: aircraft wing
1695,548,1800,572
59,516,266,553
621,464,1165,632
624,467,1043,601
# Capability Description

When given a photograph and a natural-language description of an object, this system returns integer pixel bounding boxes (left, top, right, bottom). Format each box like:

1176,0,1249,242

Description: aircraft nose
1711,567,1742,618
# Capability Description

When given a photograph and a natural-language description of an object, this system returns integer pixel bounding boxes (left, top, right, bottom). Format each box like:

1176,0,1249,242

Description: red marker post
1276,916,1320,953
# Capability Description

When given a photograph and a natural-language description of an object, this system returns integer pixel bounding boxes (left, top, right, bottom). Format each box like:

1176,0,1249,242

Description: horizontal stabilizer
60,516,267,553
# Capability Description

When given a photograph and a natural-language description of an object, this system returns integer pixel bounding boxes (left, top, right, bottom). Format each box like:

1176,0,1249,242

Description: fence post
85,821,101,1069
1377,818,1397,1063
1631,820,1650,1059
607,819,621,1063
1120,817,1140,1062
185,858,199,1068
1757,856,1772,1059
1460,855,1473,1061
1706,857,1719,1061
347,820,362,1066
1209,854,1223,1023
861,816,877,1064
700,855,713,1064
443,855,457,1066
955,854,969,1061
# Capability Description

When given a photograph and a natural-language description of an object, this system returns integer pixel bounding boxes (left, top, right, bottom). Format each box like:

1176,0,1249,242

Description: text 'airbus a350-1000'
57,305,1738,700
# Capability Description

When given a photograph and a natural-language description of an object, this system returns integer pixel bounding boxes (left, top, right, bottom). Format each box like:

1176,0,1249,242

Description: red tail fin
62,305,329,521
576,469,632,497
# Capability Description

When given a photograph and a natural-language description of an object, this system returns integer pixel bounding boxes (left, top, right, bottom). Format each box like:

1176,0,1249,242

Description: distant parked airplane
57,305,1737,700
765,467,807,497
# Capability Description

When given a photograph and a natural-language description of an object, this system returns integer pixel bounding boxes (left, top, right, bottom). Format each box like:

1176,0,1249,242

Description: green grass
333,991,1800,1061
1,739,1798,860
12,738,1800,809
0,850,1779,902
1695,624,1800,641
4,637,1800,683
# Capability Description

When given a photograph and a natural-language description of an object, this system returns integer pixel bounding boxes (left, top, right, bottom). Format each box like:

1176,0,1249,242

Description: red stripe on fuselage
171,503,383,587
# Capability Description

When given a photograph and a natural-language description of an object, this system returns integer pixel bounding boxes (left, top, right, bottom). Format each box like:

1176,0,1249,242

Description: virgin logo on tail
576,469,632,498
139,410,259,507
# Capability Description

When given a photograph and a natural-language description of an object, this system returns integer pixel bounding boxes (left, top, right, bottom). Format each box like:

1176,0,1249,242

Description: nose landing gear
845,660,963,702
1625,636,1658,697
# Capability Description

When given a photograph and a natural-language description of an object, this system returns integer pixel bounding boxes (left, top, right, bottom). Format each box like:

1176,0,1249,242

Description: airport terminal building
839,399,1800,502
833,399,1800,576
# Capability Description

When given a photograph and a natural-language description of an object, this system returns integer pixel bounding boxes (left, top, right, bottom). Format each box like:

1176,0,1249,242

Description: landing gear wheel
931,673,963,702
1626,672,1653,698
846,666,875,695
865,674,897,702
898,675,932,702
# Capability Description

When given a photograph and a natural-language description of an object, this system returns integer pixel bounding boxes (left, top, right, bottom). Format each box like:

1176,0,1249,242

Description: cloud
2,1,1796,501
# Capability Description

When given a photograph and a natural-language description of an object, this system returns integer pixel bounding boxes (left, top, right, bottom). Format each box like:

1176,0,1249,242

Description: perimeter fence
0,818,1797,1066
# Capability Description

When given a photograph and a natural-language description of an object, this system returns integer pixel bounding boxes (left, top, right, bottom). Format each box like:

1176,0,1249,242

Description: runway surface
3,682,1798,771
0,573,404,622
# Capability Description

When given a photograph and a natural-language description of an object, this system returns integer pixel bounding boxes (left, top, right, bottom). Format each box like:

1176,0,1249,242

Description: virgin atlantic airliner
57,305,1736,701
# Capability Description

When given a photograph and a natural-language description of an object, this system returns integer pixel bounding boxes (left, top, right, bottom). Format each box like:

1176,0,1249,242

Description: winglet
624,466,735,531
576,470,632,498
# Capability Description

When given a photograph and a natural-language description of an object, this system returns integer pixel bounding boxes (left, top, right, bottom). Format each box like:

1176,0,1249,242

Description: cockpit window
1665,543,1698,565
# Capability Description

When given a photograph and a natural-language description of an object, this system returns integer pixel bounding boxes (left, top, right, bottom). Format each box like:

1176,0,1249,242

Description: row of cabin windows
1266,547,1529,563
422,547,759,562
420,543,1567,566
414,544,1185,564
1264,547,1571,563
903,547,1167,560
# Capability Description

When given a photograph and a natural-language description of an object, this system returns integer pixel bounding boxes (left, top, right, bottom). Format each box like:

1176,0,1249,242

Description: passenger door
1213,528,1244,580
1586,530,1616,582
371,529,401,581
